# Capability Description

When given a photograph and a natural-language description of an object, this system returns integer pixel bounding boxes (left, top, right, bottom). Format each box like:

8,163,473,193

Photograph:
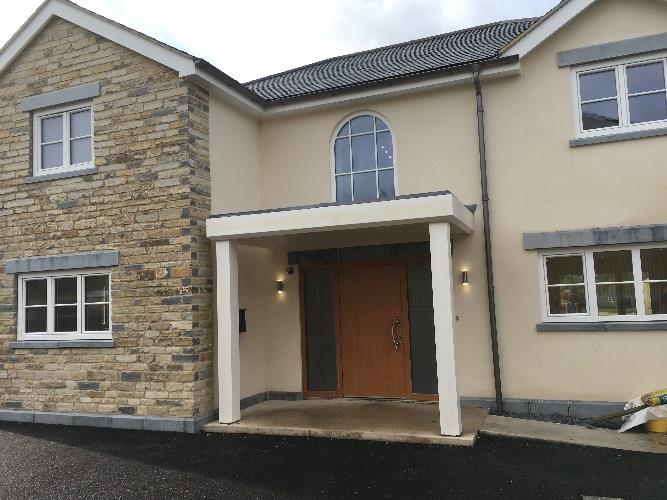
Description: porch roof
205,192,475,247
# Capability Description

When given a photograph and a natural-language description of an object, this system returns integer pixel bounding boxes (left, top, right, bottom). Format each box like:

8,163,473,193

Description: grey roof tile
245,18,537,101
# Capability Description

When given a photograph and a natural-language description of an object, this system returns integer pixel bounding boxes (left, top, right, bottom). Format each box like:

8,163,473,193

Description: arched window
333,114,395,203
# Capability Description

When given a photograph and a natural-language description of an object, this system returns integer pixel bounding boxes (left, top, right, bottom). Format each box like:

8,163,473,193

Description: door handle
391,317,402,350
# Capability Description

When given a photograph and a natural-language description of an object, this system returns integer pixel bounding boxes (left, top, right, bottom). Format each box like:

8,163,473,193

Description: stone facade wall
0,19,214,419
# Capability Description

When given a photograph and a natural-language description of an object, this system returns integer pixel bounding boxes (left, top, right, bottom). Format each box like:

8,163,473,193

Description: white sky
0,0,560,82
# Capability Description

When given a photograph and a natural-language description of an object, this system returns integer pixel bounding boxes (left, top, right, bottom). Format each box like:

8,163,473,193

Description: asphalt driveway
0,421,663,499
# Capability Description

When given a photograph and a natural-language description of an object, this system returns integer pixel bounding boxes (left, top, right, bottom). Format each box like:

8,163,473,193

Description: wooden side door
338,263,408,398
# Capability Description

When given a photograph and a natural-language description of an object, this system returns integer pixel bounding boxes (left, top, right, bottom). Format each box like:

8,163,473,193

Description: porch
203,399,488,446
205,191,476,438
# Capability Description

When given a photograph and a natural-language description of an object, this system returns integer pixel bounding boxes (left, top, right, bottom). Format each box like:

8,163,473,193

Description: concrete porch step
203,399,488,446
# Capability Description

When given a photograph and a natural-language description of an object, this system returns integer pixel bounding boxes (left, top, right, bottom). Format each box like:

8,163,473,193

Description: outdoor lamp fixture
276,280,285,294
461,270,469,286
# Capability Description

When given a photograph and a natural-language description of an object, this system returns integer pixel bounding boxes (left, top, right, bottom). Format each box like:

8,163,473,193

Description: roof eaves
246,17,538,88
194,59,267,106
261,54,520,107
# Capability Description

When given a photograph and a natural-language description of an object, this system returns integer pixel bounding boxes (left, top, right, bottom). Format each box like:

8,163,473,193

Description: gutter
261,55,520,108
472,64,504,413
192,55,520,114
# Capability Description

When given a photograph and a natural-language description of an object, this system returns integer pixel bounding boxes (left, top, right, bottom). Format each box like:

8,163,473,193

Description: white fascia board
0,0,196,79
262,62,521,118
206,193,474,241
503,0,596,58
191,69,264,116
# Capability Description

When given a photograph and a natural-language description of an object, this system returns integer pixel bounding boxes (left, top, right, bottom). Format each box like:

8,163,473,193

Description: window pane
70,109,91,138
55,305,77,332
55,277,77,304
41,115,63,143
644,282,667,315
548,285,587,315
596,283,637,316
376,131,394,168
350,115,374,134
545,255,584,285
25,307,47,333
25,279,47,306
375,118,389,131
353,172,377,201
334,137,351,174
626,62,665,94
41,143,63,169
351,134,375,171
378,169,395,198
336,122,350,137
581,100,619,130
71,137,92,164
593,250,633,283
85,275,109,303
85,304,109,332
641,248,667,281
579,70,617,101
335,175,352,203
629,92,667,124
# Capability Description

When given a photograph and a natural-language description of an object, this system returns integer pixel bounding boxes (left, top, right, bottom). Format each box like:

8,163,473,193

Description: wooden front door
338,263,409,398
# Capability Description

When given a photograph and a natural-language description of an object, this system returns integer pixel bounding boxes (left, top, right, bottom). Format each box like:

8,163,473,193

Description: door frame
299,257,437,401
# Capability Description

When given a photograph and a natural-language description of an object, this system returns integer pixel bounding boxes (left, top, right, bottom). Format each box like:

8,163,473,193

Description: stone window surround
524,224,667,332
6,250,118,348
537,244,667,323
20,82,100,183
559,32,667,147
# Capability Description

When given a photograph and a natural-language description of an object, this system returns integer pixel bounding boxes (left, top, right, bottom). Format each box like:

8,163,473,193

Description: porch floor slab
203,399,488,446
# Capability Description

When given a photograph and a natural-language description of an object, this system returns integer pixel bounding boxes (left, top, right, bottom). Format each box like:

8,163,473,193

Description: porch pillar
429,222,462,436
216,240,240,424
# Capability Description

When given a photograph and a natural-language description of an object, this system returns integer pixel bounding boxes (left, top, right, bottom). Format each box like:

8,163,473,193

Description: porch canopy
205,191,474,437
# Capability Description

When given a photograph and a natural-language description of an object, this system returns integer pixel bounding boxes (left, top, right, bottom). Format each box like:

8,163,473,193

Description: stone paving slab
204,399,488,446
481,415,667,454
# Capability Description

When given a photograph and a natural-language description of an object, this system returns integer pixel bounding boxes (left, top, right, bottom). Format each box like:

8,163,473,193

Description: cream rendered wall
212,0,667,404
209,98,261,214
258,87,496,397
209,98,270,400
482,0,667,401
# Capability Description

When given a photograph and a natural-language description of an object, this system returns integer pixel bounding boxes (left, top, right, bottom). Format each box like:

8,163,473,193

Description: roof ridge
244,17,538,86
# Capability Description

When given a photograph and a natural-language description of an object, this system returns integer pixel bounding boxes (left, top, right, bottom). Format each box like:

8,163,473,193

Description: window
18,270,111,340
574,55,667,138
33,103,93,176
333,114,396,203
541,245,667,322
642,248,667,315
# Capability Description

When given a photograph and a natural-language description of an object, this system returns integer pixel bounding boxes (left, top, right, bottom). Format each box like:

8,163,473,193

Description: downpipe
472,65,504,413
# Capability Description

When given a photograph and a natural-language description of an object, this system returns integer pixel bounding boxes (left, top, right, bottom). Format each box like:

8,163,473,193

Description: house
0,0,666,437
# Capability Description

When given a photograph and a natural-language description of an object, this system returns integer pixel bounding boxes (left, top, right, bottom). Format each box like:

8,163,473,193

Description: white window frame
32,102,94,177
329,111,399,203
17,268,112,341
539,243,667,323
572,52,667,139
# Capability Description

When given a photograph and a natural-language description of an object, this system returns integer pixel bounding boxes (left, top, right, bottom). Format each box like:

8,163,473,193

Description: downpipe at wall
472,64,504,413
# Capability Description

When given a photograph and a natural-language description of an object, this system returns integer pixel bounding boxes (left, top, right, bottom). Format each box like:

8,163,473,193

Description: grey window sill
25,167,97,184
537,322,667,332
570,127,667,147
10,340,114,349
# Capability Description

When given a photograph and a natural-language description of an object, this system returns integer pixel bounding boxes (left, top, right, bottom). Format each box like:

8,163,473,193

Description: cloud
0,0,560,82
328,0,452,52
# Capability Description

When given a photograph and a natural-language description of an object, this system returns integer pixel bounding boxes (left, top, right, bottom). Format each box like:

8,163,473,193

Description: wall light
461,271,469,286
276,280,285,294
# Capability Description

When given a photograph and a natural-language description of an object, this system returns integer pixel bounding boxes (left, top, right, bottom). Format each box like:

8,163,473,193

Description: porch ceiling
205,192,475,249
